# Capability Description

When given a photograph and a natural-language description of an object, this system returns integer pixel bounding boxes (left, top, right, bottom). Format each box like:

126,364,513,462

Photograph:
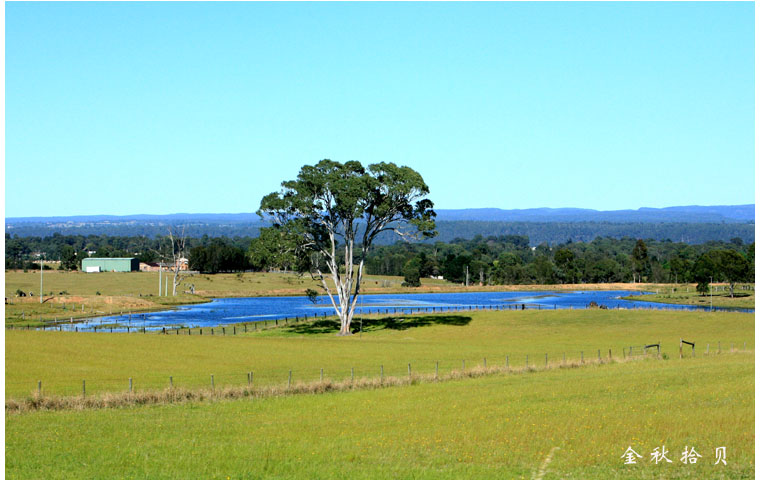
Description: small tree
718,250,748,298
631,239,649,283
401,258,422,287
258,159,436,335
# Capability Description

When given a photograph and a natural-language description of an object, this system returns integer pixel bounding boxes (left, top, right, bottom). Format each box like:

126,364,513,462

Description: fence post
505,355,509,368
525,355,528,368
408,363,411,378
545,353,548,367
320,368,324,382
169,376,173,388
692,344,695,357
483,357,487,368
581,351,584,364
288,370,292,388
351,367,354,384
211,375,214,390
563,352,566,365
380,365,383,382
37,380,41,397
598,349,601,362
82,380,86,398
435,361,439,380
129,377,133,393
706,343,709,355
608,348,612,360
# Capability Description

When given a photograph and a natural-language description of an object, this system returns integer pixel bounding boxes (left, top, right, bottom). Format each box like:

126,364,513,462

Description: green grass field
5,354,754,479
5,309,753,398
5,299,754,478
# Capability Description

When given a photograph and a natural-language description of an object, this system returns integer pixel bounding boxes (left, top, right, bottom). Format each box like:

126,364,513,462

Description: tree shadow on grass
282,315,472,335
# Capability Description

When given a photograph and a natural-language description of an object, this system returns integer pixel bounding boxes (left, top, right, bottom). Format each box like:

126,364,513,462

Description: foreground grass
627,283,755,310
6,309,754,398
5,354,753,479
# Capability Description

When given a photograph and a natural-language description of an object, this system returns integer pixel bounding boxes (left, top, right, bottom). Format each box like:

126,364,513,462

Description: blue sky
5,2,754,217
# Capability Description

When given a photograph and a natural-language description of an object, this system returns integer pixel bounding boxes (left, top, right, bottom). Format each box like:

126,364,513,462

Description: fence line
6,341,751,400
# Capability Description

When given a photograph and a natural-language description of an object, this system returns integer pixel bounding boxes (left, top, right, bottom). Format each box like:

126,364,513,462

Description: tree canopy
258,159,436,335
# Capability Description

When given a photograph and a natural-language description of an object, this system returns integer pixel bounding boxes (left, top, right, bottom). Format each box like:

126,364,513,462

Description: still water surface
57,290,753,332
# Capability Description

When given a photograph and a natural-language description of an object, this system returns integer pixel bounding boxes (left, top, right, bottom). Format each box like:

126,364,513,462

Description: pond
51,290,753,332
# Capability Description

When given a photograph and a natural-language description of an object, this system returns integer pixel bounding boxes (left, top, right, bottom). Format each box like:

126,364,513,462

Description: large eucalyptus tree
258,160,436,335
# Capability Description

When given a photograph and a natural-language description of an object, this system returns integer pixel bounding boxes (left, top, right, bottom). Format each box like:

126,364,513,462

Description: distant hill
5,205,755,245
434,204,755,223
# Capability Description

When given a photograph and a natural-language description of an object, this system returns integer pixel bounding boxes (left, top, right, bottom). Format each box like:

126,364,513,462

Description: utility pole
158,264,162,297
465,266,469,287
710,276,713,311
39,253,44,304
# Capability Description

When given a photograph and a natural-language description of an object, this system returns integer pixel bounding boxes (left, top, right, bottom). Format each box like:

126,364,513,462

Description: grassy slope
5,354,754,479
6,309,754,398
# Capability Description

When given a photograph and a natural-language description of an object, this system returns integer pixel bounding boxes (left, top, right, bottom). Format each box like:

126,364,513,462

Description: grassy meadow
5,306,755,478
5,309,753,398
5,354,754,479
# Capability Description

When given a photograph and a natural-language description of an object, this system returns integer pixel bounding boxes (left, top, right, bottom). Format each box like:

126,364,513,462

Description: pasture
5,309,753,398
5,354,754,479
5,307,754,478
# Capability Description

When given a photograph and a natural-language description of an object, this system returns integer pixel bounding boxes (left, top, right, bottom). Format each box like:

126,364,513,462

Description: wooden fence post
288,370,292,388
408,363,411,378
505,355,509,368
581,351,584,364
37,380,41,397
82,380,86,398
598,349,601,362
608,348,612,360
435,361,439,380
483,357,487,368
545,353,548,367
211,374,214,390
129,378,133,393
380,365,383,382
169,376,173,388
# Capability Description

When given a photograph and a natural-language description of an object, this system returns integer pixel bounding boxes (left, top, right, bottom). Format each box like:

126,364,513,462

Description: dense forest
5,220,755,245
5,232,754,294
363,235,754,290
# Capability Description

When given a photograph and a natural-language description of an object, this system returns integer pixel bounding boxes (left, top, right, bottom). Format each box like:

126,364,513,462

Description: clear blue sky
5,2,755,217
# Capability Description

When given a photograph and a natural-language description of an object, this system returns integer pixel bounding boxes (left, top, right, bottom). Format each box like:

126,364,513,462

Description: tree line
5,232,755,294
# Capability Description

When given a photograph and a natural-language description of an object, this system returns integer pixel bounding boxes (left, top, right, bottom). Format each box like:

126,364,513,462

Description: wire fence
6,340,752,399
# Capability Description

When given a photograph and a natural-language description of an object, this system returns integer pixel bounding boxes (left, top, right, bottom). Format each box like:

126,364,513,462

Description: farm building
81,258,139,272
